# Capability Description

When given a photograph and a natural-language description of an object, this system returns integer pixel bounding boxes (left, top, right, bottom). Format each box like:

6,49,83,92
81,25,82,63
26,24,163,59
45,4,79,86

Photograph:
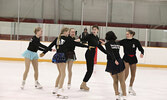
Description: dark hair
127,30,135,36
84,28,87,31
92,25,99,30
105,31,117,41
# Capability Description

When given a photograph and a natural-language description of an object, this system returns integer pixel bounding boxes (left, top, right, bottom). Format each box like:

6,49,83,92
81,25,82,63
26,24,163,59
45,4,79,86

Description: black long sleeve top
80,33,107,54
27,35,48,52
105,41,120,61
43,36,88,54
119,38,144,55
67,36,88,52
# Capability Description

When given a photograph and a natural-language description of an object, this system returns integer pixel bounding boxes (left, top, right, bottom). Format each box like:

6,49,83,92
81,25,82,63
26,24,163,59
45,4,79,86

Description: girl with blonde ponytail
40,27,88,99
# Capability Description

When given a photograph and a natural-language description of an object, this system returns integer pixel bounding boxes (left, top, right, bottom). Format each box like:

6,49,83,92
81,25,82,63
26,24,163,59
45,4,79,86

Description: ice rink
0,61,167,100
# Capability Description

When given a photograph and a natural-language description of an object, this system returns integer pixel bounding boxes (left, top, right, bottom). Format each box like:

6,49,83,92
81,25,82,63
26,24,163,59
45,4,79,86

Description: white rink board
1,40,167,65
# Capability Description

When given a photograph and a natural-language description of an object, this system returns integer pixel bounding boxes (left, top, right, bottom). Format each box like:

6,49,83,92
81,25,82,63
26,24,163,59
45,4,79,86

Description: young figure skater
80,25,109,91
40,27,89,99
119,30,144,95
105,31,127,100
21,27,51,89
66,28,88,89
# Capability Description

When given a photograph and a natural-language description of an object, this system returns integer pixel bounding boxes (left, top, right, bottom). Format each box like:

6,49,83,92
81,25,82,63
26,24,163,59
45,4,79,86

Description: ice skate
115,95,121,100
67,84,71,89
56,88,68,99
35,81,43,89
80,82,89,91
129,86,136,96
20,80,25,90
52,87,59,94
122,96,127,100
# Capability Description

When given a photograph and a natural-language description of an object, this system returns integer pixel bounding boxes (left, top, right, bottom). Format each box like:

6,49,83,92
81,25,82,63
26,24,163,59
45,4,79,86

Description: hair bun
34,27,42,34
127,30,135,36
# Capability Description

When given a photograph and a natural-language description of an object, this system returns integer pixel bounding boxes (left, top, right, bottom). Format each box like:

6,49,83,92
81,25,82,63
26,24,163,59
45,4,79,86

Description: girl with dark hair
105,31,127,100
119,30,144,96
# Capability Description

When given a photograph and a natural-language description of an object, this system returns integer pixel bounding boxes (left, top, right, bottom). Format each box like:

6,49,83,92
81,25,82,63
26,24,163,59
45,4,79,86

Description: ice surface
0,61,167,100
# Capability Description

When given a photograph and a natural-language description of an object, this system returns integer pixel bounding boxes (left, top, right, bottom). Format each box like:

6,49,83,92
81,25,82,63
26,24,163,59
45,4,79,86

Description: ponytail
127,30,135,36
34,27,42,34
56,27,69,49
56,34,61,49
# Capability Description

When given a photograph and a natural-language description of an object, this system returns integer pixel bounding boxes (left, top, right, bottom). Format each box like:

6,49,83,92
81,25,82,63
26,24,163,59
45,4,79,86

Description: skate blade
80,89,89,91
67,87,71,90
129,92,136,96
57,94,68,99
35,86,43,89
116,97,121,100
20,87,24,90
52,92,57,95
80,88,89,91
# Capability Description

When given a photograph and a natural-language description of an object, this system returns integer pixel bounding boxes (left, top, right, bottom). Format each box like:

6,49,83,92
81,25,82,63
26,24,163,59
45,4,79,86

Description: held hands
52,49,56,52
40,49,55,57
140,54,144,58
75,39,80,42
40,53,45,57
89,46,95,50
99,40,106,45
115,60,119,65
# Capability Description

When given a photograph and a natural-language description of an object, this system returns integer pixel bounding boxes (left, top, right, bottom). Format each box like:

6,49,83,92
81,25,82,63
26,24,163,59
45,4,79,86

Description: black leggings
83,49,95,82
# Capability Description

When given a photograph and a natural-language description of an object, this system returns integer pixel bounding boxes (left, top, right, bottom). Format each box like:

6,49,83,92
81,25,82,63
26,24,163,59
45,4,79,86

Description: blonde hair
34,27,42,34
57,27,69,49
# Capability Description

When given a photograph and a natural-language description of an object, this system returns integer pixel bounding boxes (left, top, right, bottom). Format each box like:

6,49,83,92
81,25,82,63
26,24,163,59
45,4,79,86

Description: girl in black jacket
119,30,144,96
40,27,88,99
66,28,88,89
105,31,126,100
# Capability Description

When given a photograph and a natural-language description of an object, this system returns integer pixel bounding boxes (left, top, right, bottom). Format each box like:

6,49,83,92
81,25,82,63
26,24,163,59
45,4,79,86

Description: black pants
83,49,95,82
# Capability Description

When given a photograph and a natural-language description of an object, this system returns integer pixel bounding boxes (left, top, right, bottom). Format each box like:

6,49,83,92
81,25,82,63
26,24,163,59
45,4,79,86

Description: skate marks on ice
0,61,167,100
